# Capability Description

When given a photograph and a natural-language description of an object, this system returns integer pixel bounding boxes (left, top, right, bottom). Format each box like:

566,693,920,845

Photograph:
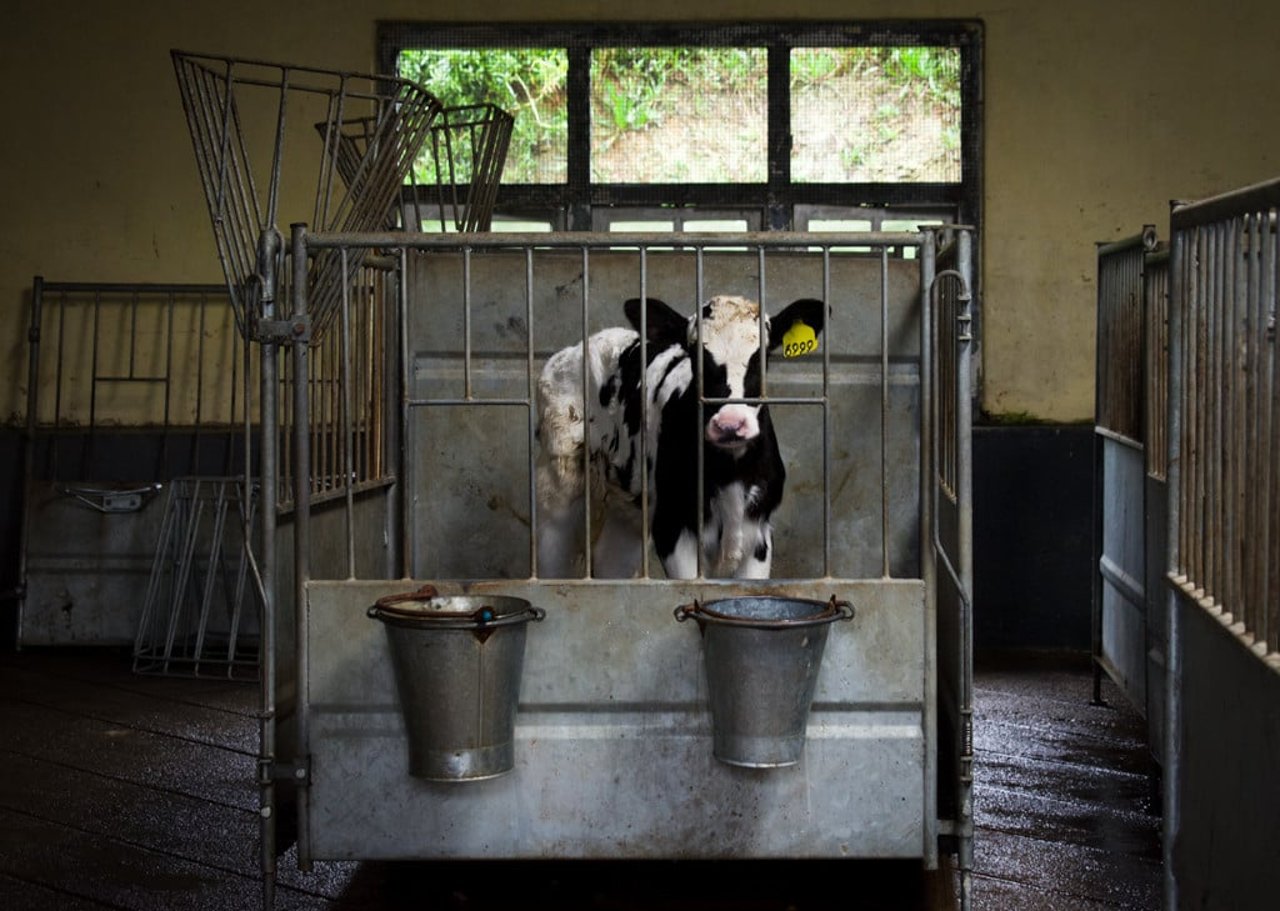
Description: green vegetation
790,47,960,108
398,45,961,185
398,48,569,183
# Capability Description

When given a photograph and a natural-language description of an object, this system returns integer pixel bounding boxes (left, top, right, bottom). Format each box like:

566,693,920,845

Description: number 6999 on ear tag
782,319,818,358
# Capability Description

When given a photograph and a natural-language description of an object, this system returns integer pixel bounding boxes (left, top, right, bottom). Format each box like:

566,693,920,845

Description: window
379,21,982,233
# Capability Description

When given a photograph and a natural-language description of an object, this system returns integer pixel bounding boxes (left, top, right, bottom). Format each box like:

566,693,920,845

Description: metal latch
260,757,311,786
60,483,162,514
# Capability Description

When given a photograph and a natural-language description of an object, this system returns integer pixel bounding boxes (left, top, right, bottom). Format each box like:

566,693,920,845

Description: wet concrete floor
0,648,1158,910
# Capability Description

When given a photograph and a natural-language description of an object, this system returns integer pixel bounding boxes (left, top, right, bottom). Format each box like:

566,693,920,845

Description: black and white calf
535,294,826,579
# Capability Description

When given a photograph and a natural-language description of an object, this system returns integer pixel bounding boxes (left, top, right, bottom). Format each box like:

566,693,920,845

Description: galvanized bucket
368,585,545,781
675,595,854,768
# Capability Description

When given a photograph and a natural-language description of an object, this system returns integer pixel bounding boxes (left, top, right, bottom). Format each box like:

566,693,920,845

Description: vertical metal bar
1091,244,1107,703
1264,209,1279,651
163,483,204,671
52,292,66,480
193,482,230,673
88,290,101,478
1228,217,1245,629
757,245,768,399
193,290,208,474
918,231,938,868
525,248,538,578
1210,222,1224,604
16,276,45,646
1164,224,1188,911
821,247,832,578
161,290,175,477
639,246,651,580
288,224,312,870
257,282,278,895
463,247,474,399
341,247,357,579
1243,213,1262,641
224,480,251,673
881,245,891,578
955,227,976,911
695,248,706,578
580,245,593,577
398,247,413,579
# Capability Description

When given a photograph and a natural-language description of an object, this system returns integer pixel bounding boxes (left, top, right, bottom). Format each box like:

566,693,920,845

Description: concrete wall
4,0,1280,425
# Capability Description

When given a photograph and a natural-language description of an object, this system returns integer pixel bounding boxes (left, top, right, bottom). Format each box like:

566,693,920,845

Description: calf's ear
768,298,827,351
624,297,689,347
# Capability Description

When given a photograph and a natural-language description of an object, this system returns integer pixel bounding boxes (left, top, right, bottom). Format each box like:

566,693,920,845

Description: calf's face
624,295,826,450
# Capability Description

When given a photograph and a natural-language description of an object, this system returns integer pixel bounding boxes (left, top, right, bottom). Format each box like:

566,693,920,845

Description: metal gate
18,279,250,648
257,226,975,909
1164,178,1280,911
1091,228,1170,761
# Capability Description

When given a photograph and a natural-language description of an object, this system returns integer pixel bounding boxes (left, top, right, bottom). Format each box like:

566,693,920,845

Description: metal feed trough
255,226,976,909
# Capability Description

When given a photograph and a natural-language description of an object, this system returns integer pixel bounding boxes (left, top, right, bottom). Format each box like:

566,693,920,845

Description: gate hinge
252,314,311,345
260,757,311,785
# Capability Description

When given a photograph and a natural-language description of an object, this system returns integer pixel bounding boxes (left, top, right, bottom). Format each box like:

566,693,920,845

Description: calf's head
624,295,826,450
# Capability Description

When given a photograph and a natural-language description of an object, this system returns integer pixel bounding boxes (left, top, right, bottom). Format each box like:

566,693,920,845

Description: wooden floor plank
0,659,257,755
0,807,334,911
0,872,118,911
0,700,256,811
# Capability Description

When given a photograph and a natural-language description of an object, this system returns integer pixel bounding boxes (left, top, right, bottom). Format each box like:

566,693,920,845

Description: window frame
377,20,983,232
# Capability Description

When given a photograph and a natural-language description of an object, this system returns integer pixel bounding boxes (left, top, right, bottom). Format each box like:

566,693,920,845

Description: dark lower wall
973,424,1094,651
0,429,19,649
0,427,251,651
1173,597,1280,911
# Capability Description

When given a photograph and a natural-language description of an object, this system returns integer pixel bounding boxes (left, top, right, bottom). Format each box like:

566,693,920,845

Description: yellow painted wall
3,1,1278,424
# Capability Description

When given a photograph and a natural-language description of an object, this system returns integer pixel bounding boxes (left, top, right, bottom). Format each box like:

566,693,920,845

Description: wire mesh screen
172,50,442,341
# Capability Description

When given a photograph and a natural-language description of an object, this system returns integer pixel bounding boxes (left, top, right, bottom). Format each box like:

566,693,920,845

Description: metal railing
1096,227,1159,446
25,278,250,482
1169,178,1280,661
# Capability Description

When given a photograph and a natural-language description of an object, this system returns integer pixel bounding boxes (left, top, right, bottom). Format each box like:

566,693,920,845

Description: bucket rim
674,595,854,629
368,585,545,628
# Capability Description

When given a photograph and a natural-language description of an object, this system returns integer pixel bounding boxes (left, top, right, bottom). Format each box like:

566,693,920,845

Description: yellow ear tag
782,319,818,358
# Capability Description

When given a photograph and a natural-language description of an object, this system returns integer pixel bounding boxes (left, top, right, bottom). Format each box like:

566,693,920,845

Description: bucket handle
369,584,440,615
674,596,855,629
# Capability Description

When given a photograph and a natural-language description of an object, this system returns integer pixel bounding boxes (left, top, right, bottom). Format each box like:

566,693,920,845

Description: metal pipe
640,246,651,579
918,231,937,867
694,249,704,578
305,230,927,251
289,224,313,870
880,246,891,579
16,277,46,646
956,227,975,911
340,247,357,579
525,249,538,578
397,247,413,579
1171,175,1280,231
256,229,280,909
463,247,473,399
1163,224,1188,911
821,247,832,579
580,246,593,577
